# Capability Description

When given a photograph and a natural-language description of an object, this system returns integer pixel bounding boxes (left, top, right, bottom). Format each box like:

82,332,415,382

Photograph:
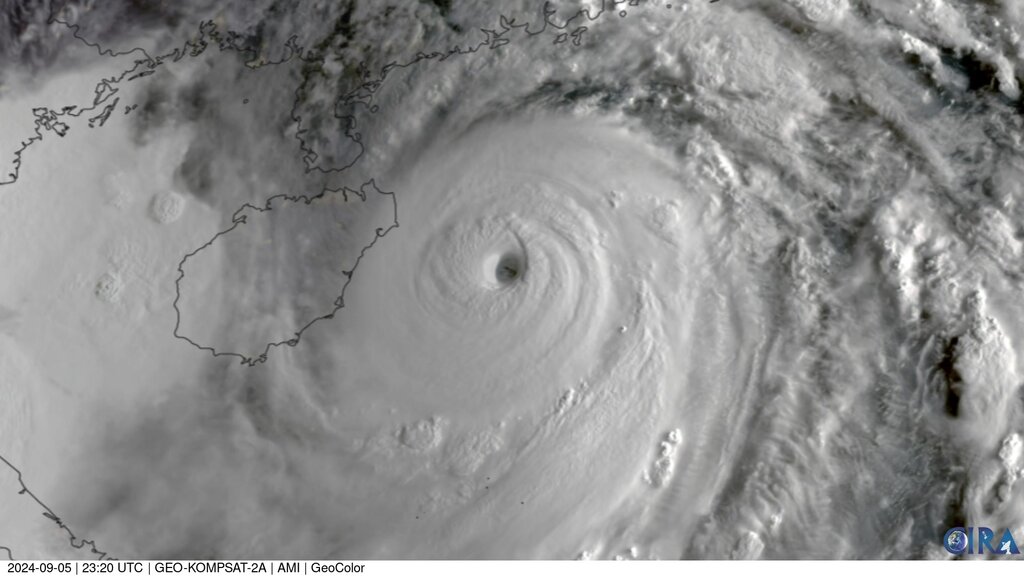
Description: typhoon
1,0,1024,561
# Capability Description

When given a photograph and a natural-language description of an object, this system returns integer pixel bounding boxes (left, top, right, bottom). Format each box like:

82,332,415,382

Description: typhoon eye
491,251,526,286
495,252,524,284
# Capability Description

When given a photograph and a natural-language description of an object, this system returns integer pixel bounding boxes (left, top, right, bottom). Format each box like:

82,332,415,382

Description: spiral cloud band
1,0,1023,562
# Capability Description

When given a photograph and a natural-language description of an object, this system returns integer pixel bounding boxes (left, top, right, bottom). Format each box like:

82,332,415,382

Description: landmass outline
0,0,647,558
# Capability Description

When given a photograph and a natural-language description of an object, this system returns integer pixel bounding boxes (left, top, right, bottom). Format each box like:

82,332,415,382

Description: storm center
482,250,526,288
494,252,524,284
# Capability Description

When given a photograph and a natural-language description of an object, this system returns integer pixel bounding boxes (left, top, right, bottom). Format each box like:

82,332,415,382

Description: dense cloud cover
2,0,1024,560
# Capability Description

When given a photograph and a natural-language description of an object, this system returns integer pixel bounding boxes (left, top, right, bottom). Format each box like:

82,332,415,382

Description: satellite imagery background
2,0,1024,561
